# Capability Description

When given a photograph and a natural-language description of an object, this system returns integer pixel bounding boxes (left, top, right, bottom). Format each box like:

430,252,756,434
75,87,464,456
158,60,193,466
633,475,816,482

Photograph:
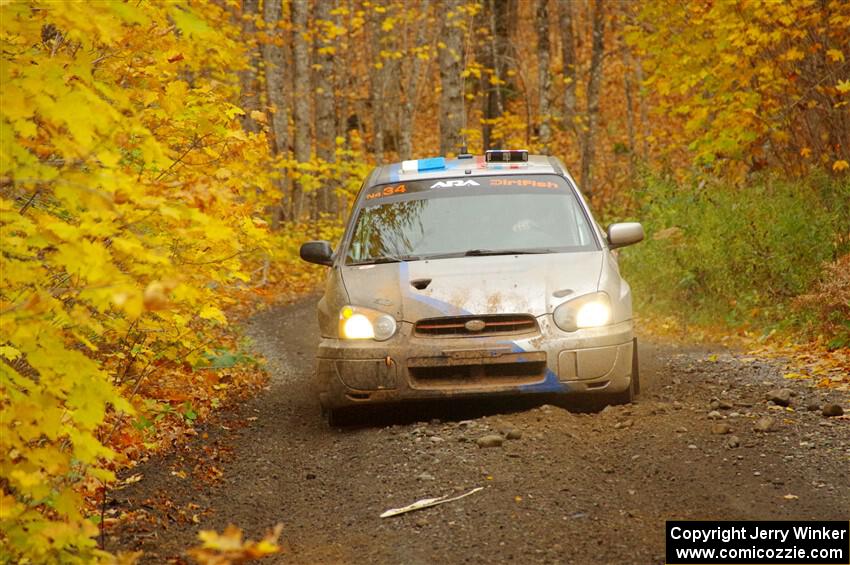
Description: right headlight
553,292,612,332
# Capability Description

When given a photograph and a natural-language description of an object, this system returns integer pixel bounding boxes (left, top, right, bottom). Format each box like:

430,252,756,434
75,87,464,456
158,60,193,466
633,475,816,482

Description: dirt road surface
114,297,849,564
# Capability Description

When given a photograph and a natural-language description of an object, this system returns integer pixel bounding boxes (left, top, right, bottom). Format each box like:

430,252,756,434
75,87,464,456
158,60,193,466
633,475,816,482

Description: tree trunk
239,0,262,133
558,0,576,137
314,0,336,216
623,45,637,181
291,0,311,220
366,7,389,164
536,0,552,151
580,0,604,198
262,0,290,225
634,55,650,160
333,0,352,218
481,0,512,151
439,0,464,156
334,1,350,144
399,0,431,160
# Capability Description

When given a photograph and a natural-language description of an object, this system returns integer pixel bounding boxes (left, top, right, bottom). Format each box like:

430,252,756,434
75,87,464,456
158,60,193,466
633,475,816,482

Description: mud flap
632,337,640,396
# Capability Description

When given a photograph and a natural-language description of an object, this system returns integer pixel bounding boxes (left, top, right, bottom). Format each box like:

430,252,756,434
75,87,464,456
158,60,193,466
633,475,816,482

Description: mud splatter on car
300,151,645,424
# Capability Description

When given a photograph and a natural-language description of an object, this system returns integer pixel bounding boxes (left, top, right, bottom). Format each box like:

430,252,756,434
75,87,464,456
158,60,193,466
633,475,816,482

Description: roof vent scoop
411,278,432,290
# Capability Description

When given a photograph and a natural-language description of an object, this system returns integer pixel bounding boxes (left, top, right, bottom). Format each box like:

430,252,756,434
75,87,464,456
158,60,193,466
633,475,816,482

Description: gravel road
114,297,849,564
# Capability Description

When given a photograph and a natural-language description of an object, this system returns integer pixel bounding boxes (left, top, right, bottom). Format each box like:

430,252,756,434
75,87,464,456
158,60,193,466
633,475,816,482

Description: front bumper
315,316,634,410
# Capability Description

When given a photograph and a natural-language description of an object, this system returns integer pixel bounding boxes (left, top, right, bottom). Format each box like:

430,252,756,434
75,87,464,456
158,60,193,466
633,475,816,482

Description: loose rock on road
115,297,849,564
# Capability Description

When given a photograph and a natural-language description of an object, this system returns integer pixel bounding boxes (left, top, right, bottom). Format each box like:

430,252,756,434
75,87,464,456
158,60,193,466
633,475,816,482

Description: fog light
373,314,397,341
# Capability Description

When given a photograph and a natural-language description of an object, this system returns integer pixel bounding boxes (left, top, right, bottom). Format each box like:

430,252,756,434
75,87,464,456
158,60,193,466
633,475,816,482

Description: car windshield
346,175,598,265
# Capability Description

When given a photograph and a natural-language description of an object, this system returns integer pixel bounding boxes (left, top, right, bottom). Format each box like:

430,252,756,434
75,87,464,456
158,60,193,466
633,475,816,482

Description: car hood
340,252,603,321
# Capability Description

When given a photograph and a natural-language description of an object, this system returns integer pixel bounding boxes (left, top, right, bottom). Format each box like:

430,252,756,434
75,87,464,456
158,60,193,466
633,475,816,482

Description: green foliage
201,347,259,370
621,174,850,335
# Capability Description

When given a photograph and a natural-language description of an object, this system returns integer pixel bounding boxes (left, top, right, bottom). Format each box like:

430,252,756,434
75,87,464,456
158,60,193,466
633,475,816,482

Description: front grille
414,314,538,337
408,351,547,389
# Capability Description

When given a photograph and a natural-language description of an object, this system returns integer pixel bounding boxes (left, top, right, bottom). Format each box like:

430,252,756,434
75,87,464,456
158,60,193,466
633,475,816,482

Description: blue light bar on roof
418,157,446,171
401,157,446,173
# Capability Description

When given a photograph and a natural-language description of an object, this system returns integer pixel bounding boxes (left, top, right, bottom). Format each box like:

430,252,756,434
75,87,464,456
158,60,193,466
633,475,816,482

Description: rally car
300,150,644,424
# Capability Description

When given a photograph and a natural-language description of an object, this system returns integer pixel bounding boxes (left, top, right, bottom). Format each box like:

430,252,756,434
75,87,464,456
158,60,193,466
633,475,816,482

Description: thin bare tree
262,0,290,224
366,4,392,164
239,0,262,133
314,0,336,215
399,0,432,160
480,0,512,151
580,0,604,198
559,0,577,139
536,0,552,152
439,0,465,156
291,0,311,219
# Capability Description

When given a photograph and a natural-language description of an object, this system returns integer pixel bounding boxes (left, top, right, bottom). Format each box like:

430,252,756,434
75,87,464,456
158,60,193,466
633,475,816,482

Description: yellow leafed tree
0,1,280,561
627,0,850,177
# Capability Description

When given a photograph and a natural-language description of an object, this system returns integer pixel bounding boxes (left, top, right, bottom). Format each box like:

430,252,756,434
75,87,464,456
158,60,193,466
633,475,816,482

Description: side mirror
607,222,644,249
300,240,334,266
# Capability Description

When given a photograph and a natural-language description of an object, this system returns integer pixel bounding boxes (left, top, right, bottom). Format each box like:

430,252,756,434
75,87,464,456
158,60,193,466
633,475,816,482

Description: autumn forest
1,0,849,562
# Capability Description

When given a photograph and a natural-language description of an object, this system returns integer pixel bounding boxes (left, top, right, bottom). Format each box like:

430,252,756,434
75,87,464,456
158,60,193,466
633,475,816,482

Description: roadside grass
617,173,850,388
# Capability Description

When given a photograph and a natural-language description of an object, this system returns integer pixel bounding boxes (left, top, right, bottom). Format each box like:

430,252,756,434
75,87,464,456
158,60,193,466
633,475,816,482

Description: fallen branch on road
380,487,484,519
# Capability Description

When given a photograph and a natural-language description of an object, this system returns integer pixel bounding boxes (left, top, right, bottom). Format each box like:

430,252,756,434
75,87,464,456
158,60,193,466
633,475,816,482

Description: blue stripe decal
399,263,569,394
399,262,468,317
496,341,567,393
520,367,568,393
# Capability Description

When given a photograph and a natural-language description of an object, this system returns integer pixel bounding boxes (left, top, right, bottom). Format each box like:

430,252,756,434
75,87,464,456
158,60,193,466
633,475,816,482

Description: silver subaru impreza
300,150,644,423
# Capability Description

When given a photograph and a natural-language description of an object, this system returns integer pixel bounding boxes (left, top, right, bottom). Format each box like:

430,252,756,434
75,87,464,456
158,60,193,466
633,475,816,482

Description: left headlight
339,305,398,341
553,292,612,332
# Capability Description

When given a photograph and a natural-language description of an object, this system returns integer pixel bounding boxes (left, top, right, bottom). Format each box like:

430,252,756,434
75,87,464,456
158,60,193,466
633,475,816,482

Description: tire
326,408,341,427
320,403,339,427
322,405,354,427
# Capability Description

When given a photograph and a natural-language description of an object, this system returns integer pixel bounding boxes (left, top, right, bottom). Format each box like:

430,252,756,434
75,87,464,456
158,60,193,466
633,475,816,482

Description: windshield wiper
351,254,421,265
352,248,557,264
463,248,556,256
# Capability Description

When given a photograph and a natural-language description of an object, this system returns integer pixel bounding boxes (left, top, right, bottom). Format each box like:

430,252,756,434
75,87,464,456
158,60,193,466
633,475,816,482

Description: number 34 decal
365,184,407,200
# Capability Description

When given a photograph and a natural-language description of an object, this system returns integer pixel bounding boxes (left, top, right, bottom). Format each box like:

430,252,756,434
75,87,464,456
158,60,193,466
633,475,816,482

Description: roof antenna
458,140,472,159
